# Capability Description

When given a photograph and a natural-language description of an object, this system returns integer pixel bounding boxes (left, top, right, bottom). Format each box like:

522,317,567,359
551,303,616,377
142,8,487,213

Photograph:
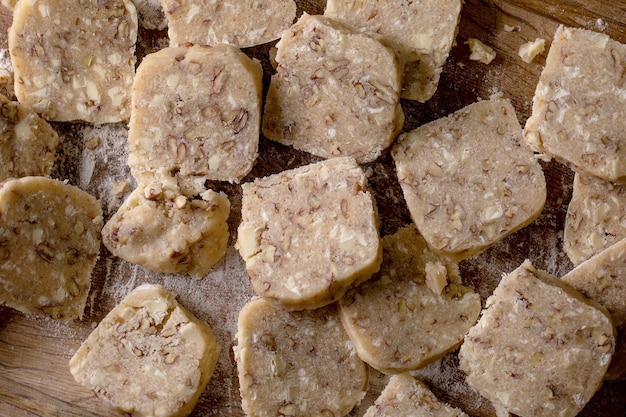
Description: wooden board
1,1,626,416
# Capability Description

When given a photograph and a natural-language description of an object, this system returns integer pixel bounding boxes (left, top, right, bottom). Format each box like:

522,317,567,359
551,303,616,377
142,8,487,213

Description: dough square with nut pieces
236,157,382,310
524,25,626,183
234,297,368,417
69,283,220,417
262,13,404,164
102,182,230,279
459,260,615,417
338,224,481,374
8,0,137,123
324,0,462,102
0,176,102,320
392,97,546,259
128,45,262,196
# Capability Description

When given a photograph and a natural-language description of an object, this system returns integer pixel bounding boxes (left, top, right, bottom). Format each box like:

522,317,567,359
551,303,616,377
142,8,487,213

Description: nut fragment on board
518,38,546,63
466,38,496,64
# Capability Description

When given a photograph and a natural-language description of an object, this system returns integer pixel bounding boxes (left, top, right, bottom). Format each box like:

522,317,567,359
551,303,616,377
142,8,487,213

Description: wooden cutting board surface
1,1,626,416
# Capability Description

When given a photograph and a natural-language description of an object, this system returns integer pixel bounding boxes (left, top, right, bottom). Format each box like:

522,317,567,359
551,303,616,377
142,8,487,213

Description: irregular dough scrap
338,225,481,374
102,182,230,279
8,0,137,123
262,13,404,164
363,374,468,417
162,0,296,48
236,157,382,310
325,0,462,102
392,98,546,259
518,38,546,63
0,94,60,182
128,45,262,196
0,176,103,320
69,284,220,417
234,297,368,417
524,25,626,183
459,260,615,417
466,38,496,64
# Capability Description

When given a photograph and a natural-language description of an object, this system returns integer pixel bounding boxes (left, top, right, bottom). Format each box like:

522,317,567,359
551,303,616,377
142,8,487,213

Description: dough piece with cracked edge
0,94,60,182
69,283,220,417
524,25,626,183
128,45,262,196
234,297,368,417
162,0,296,48
325,0,462,102
101,182,230,279
459,260,615,417
236,157,382,310
8,0,137,123
392,98,546,259
564,173,626,266
363,374,468,417
262,13,404,164
338,224,480,374
0,176,103,320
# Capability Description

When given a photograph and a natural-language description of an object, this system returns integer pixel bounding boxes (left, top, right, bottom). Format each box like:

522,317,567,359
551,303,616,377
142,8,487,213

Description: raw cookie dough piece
69,283,220,417
363,374,468,417
234,297,368,417
128,45,262,195
162,0,296,48
102,182,230,279
0,176,103,320
0,94,60,181
262,13,404,164
236,157,381,310
338,225,481,374
524,25,626,183
392,98,546,259
8,0,137,124
459,260,615,417
325,0,462,102
564,173,626,266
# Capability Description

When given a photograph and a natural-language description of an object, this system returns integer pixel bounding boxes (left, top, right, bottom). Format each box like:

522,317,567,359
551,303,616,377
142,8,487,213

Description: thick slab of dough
524,25,626,183
564,173,626,266
128,45,262,195
262,13,404,164
0,176,102,320
236,157,381,310
338,225,480,374
325,0,462,102
363,374,468,417
459,260,615,417
234,297,368,417
162,0,296,48
392,98,546,259
102,182,230,279
0,94,60,182
8,0,137,123
69,284,220,417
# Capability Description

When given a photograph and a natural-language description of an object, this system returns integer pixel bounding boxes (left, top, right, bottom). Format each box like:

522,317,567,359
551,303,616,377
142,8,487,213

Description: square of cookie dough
236,157,382,310
338,224,481,374
363,374,468,417
262,13,404,164
69,284,220,417
459,260,615,417
392,98,546,259
0,95,60,182
162,0,296,48
564,173,626,266
128,45,262,195
0,176,102,320
101,182,230,279
8,0,138,123
325,0,462,102
524,25,626,183
234,297,368,417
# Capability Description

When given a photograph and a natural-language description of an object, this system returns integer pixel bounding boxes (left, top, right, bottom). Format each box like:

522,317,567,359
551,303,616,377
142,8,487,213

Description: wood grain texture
1,1,626,416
